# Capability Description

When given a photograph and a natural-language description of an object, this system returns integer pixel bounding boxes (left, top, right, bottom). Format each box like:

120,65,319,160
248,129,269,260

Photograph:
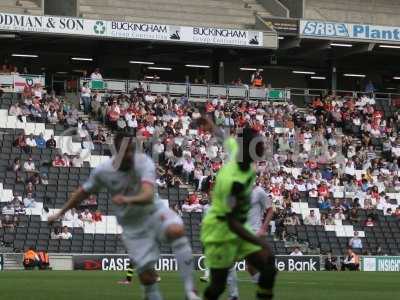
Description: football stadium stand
1,79,400,257
78,0,272,28
305,0,400,26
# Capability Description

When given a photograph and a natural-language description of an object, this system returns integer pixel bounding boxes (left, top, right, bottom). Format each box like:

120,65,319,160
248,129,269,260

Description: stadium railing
0,74,46,93
78,78,289,102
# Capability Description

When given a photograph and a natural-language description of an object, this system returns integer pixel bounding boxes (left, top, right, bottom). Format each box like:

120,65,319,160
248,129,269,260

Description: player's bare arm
48,187,90,223
112,182,154,205
258,207,274,237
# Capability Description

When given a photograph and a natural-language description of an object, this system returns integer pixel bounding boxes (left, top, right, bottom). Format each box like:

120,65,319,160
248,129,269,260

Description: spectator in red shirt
92,210,103,222
318,182,329,198
52,155,65,167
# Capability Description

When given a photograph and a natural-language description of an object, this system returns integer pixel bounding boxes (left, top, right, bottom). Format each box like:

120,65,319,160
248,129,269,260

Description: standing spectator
46,135,57,148
182,155,195,184
35,133,46,149
60,226,72,240
90,68,103,80
81,82,91,115
348,231,363,251
304,210,321,225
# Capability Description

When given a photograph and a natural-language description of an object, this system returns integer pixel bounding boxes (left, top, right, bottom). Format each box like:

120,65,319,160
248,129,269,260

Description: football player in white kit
48,134,200,300
200,182,273,300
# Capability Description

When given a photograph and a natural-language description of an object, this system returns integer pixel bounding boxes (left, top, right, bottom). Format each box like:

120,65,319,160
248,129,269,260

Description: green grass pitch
1,271,399,300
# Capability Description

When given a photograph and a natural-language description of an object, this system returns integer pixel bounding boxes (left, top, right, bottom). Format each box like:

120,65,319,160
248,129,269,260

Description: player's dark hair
238,126,259,171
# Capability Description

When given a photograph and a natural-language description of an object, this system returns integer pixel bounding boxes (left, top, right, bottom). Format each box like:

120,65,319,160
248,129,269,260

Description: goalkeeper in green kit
199,118,277,300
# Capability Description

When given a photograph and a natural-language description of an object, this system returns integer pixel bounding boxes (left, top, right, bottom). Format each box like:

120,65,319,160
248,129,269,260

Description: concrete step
80,6,255,24
19,0,39,8
82,13,254,29
25,8,43,15
0,6,26,13
80,0,247,10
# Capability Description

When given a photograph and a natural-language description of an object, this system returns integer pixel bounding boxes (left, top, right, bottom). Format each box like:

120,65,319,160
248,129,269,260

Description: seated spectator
35,133,46,149
2,202,15,215
60,226,72,239
2,214,17,229
93,128,107,144
23,156,36,173
319,197,331,210
284,213,301,225
341,248,360,271
40,173,49,185
11,158,21,172
46,135,57,148
23,247,39,270
23,193,37,208
81,209,93,223
80,195,97,210
182,193,203,213
348,231,363,251
92,210,103,222
14,202,26,215
51,227,61,239
290,247,303,256
172,204,183,217
13,133,29,153
71,155,83,168
364,216,375,227
304,210,321,225
348,207,360,224
334,208,346,224
52,154,66,167
26,134,37,148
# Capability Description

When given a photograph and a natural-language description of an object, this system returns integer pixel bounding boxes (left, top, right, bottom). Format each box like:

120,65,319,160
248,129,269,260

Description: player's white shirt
248,186,272,232
82,152,160,228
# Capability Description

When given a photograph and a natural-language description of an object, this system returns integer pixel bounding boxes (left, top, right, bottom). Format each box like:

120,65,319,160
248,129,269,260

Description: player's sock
227,268,239,299
126,266,134,282
142,283,163,300
257,258,277,300
171,236,195,294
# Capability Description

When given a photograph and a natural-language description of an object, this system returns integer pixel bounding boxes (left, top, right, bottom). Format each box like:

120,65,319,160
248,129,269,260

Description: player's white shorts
121,202,182,273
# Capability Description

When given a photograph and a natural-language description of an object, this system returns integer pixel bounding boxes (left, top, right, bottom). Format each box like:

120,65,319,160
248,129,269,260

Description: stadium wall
258,0,289,18
44,0,77,17
279,0,304,18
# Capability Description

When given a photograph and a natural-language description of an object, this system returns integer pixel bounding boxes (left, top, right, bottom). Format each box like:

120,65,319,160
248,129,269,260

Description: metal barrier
78,78,289,101
0,74,45,93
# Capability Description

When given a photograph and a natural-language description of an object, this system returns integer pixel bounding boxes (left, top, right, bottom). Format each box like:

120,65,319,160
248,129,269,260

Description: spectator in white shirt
81,82,91,115
334,208,346,224
23,157,36,173
182,155,195,184
60,226,72,240
23,193,37,208
90,68,103,80
304,210,321,225
26,134,37,147
290,247,303,256
81,209,93,223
